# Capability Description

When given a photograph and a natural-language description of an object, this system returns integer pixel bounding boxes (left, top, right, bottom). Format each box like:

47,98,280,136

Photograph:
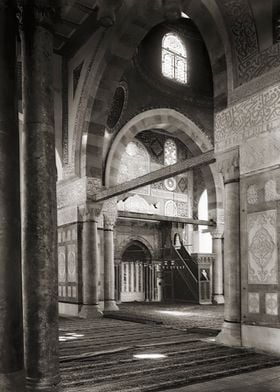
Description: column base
25,375,60,391
0,370,25,392
80,304,103,319
103,300,119,312
213,294,224,304
216,321,241,347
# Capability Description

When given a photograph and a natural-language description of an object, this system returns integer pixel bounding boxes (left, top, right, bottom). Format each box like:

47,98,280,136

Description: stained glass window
162,33,187,83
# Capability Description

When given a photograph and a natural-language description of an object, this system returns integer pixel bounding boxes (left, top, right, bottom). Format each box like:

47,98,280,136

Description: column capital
216,147,239,184
22,0,61,32
79,202,103,223
211,228,224,239
103,197,118,230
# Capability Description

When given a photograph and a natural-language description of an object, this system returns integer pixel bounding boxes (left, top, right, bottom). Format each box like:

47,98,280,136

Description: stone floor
59,303,280,391
105,302,224,332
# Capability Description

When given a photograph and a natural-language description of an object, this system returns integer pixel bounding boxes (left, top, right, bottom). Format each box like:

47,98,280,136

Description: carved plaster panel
219,0,280,86
240,131,280,174
248,292,260,314
215,83,280,153
67,244,77,283
265,179,280,202
265,293,278,315
57,206,78,226
58,247,66,283
247,185,258,205
57,177,87,208
247,210,278,285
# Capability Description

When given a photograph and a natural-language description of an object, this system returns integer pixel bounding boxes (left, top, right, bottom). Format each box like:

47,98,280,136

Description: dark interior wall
137,19,213,96
105,17,214,160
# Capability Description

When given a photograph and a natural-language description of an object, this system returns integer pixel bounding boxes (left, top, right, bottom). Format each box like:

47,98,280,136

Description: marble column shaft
22,3,59,390
0,2,24,391
103,199,119,311
216,148,241,346
81,207,102,317
103,222,119,310
212,231,224,304
223,181,240,322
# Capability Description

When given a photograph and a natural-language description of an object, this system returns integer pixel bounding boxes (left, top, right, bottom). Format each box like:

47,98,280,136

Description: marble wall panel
247,210,278,285
240,131,280,175
265,293,278,316
248,292,260,314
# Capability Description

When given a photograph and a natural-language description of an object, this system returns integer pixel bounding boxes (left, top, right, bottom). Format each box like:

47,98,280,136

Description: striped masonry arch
71,1,229,181
105,108,224,224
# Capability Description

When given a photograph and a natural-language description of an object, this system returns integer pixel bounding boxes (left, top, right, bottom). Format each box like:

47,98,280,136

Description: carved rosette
102,198,118,230
216,147,240,184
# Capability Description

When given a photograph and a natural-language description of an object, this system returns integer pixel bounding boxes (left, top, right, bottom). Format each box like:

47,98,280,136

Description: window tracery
162,33,187,83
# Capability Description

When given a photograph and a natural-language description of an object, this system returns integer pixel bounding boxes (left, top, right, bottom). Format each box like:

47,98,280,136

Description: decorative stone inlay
248,292,260,314
265,293,278,315
247,185,258,205
165,200,177,217
150,138,164,157
67,246,76,283
265,179,280,202
248,210,278,284
215,83,280,153
178,176,188,192
164,177,177,191
177,201,188,217
58,248,66,282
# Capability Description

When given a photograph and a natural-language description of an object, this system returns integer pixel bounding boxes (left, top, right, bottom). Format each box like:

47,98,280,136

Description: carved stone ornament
78,202,103,222
211,229,224,239
216,147,239,184
102,197,118,229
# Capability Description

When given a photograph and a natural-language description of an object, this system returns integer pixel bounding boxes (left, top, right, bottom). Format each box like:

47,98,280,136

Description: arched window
162,33,187,84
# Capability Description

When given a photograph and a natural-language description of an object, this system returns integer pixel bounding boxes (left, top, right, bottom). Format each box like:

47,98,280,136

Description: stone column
0,2,24,391
80,204,103,318
216,148,241,346
211,230,224,304
21,2,60,390
103,199,119,312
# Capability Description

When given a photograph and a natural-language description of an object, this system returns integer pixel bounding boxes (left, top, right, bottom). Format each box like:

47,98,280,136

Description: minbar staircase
172,243,214,304
172,243,199,303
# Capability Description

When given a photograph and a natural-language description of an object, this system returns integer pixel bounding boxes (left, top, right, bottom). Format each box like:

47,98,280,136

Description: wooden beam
118,210,216,226
93,150,215,202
